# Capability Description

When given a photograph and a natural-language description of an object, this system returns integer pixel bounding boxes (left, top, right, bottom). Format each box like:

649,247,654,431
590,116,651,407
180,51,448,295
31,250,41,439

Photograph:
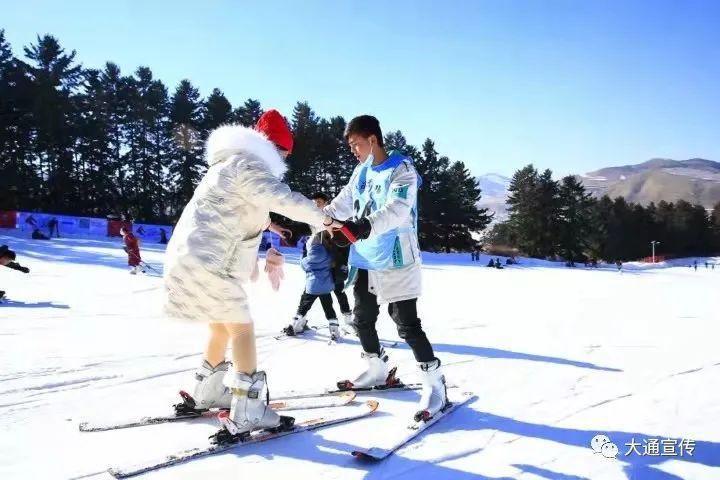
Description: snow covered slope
1,229,719,479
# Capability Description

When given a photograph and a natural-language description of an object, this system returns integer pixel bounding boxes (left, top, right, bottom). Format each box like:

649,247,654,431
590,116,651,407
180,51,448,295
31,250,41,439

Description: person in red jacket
120,226,144,274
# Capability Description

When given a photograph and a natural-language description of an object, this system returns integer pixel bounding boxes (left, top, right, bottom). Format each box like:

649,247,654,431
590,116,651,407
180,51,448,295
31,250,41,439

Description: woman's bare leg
224,322,257,374
205,322,230,367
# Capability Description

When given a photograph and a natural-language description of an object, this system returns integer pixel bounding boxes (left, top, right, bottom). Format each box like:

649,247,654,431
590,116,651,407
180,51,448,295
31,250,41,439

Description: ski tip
339,390,357,401
351,450,380,461
366,400,379,412
78,422,89,432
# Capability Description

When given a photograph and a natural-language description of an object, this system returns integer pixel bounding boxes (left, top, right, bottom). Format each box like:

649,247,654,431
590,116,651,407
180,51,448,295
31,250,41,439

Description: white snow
1,229,719,480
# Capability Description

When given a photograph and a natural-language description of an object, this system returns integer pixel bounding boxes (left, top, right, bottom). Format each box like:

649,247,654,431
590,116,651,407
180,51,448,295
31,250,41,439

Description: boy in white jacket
164,110,338,439
326,115,448,420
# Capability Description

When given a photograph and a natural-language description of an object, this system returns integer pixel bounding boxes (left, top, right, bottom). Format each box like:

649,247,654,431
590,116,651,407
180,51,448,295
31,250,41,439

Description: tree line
487,164,720,262
0,31,490,251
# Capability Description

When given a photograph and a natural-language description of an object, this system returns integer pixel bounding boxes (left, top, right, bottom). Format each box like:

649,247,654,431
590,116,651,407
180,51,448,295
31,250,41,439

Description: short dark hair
310,192,329,203
344,115,384,147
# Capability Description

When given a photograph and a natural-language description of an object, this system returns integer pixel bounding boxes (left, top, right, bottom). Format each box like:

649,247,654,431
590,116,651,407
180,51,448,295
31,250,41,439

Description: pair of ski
80,375,435,432
84,385,473,478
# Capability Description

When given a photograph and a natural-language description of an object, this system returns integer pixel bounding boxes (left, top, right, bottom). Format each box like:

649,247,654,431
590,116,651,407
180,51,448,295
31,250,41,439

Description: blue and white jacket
324,151,422,304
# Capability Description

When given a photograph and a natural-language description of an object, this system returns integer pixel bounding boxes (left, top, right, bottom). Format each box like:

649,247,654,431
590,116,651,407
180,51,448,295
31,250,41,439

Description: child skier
163,110,337,441
120,226,144,274
285,230,342,341
312,192,352,328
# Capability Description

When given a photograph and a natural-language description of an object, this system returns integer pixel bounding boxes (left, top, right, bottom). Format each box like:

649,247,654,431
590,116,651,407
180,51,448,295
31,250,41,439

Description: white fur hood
205,124,288,178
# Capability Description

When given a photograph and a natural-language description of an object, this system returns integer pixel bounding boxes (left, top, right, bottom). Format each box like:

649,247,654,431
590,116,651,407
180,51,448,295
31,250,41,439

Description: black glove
341,218,372,242
6,262,29,273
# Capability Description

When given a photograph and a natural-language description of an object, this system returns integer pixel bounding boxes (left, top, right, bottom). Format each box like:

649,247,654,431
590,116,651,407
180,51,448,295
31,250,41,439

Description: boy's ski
351,393,476,460
272,378,458,401
107,400,379,479
79,390,356,432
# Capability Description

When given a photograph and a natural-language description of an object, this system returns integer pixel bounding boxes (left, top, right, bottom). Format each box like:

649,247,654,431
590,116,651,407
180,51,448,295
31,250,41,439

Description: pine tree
536,169,561,258
0,30,37,209
384,130,408,154
557,175,594,263
414,139,449,250
327,115,355,196
22,34,82,212
203,88,233,133
234,98,263,127
710,201,720,252
127,67,172,222
75,68,116,215
506,164,541,257
286,101,319,191
437,161,492,251
168,79,205,218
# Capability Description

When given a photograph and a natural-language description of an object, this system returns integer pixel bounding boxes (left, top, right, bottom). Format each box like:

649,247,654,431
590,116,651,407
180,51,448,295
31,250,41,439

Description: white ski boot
283,314,308,336
414,358,448,422
215,370,292,442
328,319,341,342
129,266,138,275
175,360,232,414
337,347,399,390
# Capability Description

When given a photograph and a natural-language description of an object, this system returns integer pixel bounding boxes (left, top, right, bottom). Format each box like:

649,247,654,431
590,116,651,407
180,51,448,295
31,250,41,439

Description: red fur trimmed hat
255,109,294,153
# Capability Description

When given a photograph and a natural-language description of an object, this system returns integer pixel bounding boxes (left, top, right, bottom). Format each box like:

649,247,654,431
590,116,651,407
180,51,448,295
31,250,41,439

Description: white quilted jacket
163,125,326,323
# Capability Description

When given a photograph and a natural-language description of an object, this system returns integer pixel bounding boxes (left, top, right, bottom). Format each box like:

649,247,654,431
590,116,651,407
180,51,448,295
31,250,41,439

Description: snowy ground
1,228,719,480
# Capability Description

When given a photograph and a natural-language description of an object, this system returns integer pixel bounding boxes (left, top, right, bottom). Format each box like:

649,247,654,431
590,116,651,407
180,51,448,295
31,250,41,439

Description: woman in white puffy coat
164,110,336,437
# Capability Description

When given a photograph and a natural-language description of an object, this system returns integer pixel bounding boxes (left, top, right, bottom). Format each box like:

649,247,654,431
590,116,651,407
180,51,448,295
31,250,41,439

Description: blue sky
3,0,719,178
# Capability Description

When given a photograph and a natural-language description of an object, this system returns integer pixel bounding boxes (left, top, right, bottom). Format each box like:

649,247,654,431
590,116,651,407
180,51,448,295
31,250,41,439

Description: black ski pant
333,285,351,314
352,269,435,363
296,291,337,320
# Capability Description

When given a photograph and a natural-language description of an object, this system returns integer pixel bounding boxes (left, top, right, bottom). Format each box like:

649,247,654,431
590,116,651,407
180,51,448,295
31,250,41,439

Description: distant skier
1,245,30,299
487,258,495,268
163,110,338,440
693,260,698,271
24,215,37,232
324,115,448,421
616,260,623,272
285,229,342,341
159,228,168,244
120,226,144,274
31,228,50,240
47,217,60,238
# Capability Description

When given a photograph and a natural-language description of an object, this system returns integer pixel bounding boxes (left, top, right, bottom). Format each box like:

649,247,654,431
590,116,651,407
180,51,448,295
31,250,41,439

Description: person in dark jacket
1,245,31,299
285,230,341,341
47,217,60,238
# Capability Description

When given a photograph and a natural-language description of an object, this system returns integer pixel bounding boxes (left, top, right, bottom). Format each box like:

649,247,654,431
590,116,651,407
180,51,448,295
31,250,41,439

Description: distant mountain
473,158,720,226
578,158,720,208
476,173,511,223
